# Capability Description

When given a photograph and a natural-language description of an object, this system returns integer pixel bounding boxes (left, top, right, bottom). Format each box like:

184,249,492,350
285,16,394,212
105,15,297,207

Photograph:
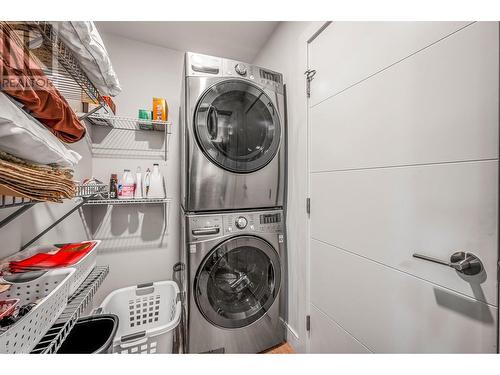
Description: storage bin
57,314,118,354
1,240,100,295
98,280,181,354
0,268,75,353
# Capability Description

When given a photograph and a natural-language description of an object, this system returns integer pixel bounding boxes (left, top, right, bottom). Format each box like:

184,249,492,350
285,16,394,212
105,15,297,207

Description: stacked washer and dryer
179,52,287,353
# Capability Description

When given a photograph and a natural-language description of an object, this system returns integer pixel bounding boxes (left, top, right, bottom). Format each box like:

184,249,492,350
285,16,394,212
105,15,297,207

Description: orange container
152,97,168,121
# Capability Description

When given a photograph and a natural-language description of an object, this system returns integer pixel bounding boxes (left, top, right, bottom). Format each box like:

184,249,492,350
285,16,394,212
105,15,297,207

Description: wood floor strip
262,342,294,354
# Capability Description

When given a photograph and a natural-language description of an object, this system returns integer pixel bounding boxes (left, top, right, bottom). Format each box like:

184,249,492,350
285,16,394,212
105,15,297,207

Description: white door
307,21,499,353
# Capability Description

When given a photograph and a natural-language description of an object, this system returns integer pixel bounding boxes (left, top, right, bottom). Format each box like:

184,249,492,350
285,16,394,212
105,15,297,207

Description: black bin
57,314,119,354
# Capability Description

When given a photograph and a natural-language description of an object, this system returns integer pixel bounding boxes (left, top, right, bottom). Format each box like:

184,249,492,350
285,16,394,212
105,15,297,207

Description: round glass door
194,236,281,329
194,80,281,173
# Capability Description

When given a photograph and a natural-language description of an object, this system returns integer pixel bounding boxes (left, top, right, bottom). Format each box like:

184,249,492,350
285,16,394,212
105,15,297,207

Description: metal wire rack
84,197,171,205
75,183,108,198
0,195,36,209
35,22,115,114
30,266,109,354
85,113,171,160
86,113,172,132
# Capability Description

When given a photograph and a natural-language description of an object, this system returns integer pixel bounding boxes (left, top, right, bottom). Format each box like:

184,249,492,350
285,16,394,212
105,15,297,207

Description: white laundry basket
1,240,100,295
98,280,181,354
0,268,75,353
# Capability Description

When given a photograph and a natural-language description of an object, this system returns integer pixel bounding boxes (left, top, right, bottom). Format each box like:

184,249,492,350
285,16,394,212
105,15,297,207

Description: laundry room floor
262,343,294,354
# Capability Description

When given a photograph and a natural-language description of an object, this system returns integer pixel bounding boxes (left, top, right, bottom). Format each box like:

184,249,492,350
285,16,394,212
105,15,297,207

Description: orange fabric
0,26,86,143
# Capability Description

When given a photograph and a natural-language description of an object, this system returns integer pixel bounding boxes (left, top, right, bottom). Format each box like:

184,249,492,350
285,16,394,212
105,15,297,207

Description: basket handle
136,282,154,296
119,331,148,348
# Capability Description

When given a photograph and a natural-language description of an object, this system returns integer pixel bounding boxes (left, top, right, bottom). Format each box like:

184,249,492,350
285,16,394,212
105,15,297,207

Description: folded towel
0,151,75,202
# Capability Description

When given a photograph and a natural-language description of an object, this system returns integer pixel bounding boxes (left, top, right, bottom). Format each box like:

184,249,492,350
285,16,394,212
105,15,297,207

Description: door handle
192,227,220,236
207,105,218,140
191,64,219,74
412,251,483,276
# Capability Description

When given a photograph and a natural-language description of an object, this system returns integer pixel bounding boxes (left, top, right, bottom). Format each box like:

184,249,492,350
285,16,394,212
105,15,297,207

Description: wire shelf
84,197,171,205
30,266,109,354
32,22,116,114
0,195,37,209
86,113,172,133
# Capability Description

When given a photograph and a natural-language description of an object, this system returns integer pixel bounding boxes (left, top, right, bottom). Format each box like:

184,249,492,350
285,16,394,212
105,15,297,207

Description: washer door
195,236,281,329
194,80,281,173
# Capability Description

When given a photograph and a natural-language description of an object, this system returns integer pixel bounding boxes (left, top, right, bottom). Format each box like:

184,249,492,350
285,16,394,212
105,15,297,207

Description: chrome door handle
207,105,219,140
191,64,220,74
413,251,483,276
192,227,220,236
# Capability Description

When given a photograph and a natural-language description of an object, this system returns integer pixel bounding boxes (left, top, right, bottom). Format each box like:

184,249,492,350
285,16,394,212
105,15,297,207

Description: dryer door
194,80,281,173
194,235,281,329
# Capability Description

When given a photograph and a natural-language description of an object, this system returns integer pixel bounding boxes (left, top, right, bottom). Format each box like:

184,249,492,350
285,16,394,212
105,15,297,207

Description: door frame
303,21,500,353
304,21,332,354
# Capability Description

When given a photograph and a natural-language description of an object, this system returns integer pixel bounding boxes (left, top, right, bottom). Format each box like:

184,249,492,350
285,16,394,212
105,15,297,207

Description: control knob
235,63,247,76
235,216,248,229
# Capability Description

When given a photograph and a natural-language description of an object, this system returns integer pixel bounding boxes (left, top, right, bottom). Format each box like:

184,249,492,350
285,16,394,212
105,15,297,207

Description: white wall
253,21,324,353
90,33,184,306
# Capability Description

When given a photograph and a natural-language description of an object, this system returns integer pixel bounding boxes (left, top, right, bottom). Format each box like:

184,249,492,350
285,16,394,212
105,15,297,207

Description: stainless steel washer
179,209,286,353
181,52,286,212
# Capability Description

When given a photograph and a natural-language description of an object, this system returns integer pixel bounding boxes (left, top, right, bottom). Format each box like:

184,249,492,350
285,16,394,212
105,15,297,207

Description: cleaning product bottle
117,174,123,198
147,163,165,199
109,173,118,199
144,168,151,196
119,169,135,199
134,167,143,199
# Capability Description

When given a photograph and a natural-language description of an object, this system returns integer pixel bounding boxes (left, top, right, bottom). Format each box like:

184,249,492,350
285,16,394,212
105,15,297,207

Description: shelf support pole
78,104,104,121
20,199,87,251
0,203,36,229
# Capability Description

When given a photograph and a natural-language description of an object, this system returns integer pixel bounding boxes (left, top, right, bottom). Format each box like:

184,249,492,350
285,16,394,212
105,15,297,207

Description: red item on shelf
101,96,116,114
0,298,20,319
9,242,96,272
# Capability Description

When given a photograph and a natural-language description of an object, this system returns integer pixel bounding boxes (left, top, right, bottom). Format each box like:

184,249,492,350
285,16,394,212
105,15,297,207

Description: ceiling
95,22,279,62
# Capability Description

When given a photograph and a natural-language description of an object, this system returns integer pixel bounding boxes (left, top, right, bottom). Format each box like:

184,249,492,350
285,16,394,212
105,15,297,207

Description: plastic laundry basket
97,280,181,354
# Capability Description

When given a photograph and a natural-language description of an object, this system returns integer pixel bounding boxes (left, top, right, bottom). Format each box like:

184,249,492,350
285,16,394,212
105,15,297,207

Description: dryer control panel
185,52,284,94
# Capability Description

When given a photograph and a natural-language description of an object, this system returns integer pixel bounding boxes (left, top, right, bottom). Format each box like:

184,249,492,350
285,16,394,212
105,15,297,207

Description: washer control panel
223,211,282,234
188,210,283,241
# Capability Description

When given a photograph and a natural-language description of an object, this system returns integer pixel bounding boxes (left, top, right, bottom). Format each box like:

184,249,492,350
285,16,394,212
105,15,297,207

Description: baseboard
280,318,302,352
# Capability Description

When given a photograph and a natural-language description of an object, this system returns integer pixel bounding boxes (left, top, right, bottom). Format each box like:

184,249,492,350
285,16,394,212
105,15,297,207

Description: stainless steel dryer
181,52,286,212
180,209,286,353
